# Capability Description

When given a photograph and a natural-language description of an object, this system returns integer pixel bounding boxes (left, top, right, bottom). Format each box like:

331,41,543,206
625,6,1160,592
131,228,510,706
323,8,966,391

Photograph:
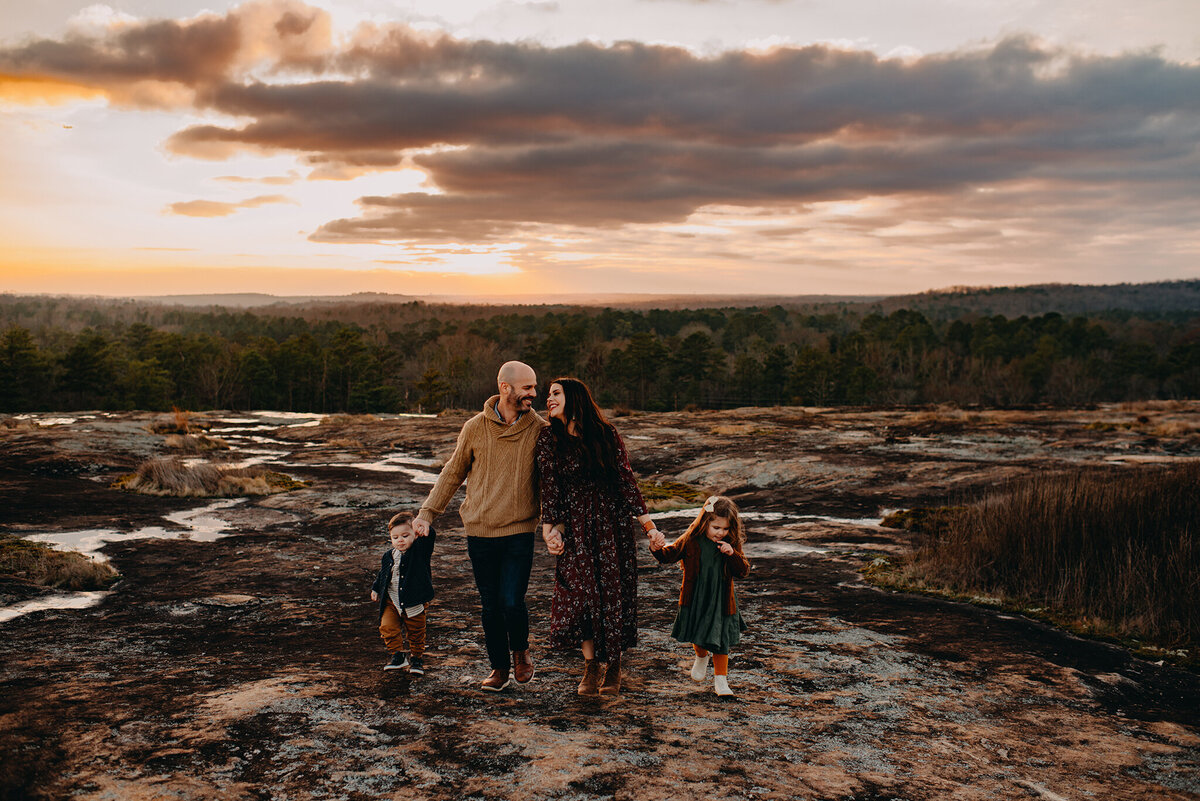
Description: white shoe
714,675,734,697
690,655,710,682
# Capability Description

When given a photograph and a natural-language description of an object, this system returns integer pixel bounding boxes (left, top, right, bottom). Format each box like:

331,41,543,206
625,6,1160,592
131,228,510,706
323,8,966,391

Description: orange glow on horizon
0,250,540,297
0,73,104,104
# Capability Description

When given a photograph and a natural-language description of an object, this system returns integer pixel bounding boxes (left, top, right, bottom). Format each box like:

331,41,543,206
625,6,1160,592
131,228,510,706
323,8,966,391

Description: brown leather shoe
512,650,535,685
599,655,621,696
576,659,601,696
481,668,512,693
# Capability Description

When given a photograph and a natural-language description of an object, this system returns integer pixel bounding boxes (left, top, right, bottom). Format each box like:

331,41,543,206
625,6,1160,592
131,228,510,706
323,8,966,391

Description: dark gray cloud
2,1,1197,245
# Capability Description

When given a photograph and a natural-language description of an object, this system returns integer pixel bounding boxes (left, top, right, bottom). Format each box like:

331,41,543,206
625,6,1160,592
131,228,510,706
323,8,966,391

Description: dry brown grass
114,457,305,497
709,422,773,436
888,464,1200,653
148,408,194,435
1152,421,1200,437
0,536,119,590
320,413,378,427
163,434,229,453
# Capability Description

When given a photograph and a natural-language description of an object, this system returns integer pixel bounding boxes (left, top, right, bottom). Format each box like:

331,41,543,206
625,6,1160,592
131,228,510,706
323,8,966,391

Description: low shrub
890,464,1200,654
163,434,229,453
113,457,305,497
0,536,119,590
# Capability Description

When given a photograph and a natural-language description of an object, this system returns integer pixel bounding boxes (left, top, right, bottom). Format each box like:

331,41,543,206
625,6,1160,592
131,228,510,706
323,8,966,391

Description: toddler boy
370,511,435,675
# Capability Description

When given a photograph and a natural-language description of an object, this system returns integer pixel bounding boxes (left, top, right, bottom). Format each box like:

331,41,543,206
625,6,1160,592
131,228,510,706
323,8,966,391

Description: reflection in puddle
251,411,326,421
4,502,246,623
26,499,244,561
13,414,77,426
744,540,829,557
343,454,441,484
651,508,882,527
0,591,108,624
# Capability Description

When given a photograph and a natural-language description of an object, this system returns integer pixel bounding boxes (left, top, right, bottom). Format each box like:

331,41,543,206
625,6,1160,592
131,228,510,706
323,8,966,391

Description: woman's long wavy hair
677,496,746,552
548,377,621,481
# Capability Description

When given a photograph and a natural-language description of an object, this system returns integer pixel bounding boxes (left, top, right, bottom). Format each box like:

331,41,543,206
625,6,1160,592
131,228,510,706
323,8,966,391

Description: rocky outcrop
1,405,1198,800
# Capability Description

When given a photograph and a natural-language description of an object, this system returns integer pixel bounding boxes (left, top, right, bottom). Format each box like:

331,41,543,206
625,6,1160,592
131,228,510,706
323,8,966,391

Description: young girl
651,496,750,696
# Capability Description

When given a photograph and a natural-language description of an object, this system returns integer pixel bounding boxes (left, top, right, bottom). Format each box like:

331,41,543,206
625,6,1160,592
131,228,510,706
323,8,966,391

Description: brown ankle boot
480,668,511,693
512,650,535,685
599,655,621,695
577,659,601,696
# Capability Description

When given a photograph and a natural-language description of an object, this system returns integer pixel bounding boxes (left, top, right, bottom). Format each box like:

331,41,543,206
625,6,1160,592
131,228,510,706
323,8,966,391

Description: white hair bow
702,496,717,513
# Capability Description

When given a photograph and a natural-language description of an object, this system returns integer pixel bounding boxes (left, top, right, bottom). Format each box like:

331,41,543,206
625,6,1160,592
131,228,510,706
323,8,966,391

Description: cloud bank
2,0,1197,263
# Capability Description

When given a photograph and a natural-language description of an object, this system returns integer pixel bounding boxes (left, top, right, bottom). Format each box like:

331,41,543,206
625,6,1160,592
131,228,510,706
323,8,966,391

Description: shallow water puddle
0,591,109,624
651,508,885,527
744,540,830,556
13,414,78,426
342,453,441,483
3,500,247,622
25,498,245,561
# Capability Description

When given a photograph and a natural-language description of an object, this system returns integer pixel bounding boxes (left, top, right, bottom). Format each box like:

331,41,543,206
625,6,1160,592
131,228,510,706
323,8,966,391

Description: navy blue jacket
371,529,436,620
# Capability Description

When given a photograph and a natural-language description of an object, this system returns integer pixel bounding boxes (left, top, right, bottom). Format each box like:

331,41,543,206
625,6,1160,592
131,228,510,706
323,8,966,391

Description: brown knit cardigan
651,535,750,616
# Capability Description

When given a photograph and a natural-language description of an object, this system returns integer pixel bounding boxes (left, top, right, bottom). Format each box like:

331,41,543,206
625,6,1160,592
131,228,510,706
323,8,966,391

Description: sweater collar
483,394,546,436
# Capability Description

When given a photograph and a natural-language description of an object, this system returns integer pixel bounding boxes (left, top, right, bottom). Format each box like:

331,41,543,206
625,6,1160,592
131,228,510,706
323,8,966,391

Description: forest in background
1,281,1198,413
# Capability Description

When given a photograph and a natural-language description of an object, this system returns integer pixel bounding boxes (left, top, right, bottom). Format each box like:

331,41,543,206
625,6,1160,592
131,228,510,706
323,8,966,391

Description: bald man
414,361,548,692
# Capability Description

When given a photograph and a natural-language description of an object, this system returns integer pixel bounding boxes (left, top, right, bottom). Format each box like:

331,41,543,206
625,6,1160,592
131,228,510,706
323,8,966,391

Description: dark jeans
466,532,534,671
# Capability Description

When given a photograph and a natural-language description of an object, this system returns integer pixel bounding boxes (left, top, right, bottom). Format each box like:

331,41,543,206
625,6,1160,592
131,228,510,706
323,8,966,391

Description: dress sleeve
535,428,565,526
612,429,648,518
723,548,751,578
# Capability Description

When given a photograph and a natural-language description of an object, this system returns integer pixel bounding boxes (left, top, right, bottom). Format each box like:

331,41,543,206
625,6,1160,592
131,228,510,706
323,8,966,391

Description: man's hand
413,517,430,537
543,528,564,555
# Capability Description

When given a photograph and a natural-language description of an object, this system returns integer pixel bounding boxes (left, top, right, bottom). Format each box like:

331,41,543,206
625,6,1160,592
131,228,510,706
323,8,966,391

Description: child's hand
648,529,666,550
716,541,735,556
370,591,379,602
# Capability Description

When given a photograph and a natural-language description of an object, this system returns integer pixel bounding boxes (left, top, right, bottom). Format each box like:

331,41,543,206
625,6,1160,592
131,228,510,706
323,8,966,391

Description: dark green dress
669,537,747,654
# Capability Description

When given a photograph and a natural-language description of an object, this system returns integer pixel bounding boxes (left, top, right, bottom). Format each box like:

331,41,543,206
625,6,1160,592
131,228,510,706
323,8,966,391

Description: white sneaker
714,675,734,697
690,655,710,682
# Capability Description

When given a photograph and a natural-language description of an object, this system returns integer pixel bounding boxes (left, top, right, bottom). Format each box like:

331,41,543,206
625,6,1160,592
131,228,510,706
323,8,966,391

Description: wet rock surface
2,405,1199,800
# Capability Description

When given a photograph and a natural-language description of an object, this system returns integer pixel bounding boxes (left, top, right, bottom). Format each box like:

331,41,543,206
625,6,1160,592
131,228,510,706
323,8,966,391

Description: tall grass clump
115,457,305,497
0,536,119,591
901,463,1200,651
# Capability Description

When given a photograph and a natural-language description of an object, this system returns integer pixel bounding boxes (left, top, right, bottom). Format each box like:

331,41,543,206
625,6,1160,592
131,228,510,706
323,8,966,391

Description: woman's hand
370,590,379,602
647,528,666,550
716,541,735,556
543,527,565,555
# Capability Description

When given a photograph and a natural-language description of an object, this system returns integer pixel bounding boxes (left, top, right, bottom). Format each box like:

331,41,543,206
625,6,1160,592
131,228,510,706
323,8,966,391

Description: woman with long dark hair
535,377,665,696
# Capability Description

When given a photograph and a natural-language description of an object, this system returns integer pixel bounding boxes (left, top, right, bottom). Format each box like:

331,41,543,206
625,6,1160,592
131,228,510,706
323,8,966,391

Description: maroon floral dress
535,425,648,662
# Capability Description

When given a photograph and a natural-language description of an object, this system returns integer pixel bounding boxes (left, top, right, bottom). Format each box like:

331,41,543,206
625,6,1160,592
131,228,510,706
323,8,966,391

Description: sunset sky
1,0,1198,298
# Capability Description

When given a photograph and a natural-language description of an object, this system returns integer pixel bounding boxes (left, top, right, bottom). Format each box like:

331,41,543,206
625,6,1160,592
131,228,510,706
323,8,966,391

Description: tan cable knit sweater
416,395,548,537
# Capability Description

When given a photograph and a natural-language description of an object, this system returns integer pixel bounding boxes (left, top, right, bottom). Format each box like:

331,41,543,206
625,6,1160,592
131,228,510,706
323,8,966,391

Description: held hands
543,527,565,555
647,528,667,550
413,517,430,537
716,541,735,556
370,590,379,602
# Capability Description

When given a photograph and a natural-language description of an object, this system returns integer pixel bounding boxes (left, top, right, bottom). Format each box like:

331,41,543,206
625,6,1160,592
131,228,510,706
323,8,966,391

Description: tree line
1,297,1198,413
